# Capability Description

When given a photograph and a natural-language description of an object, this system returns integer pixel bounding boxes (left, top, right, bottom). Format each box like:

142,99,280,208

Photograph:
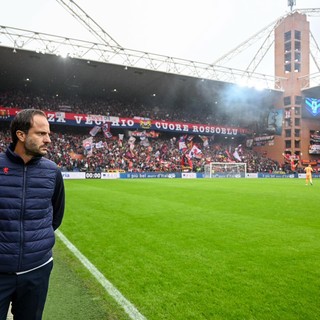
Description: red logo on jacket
3,167,9,174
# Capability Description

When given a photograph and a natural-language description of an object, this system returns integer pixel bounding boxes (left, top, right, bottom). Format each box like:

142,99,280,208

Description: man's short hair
10,109,47,146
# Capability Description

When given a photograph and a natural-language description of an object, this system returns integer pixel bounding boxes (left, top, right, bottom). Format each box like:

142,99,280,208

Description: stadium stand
0,89,288,174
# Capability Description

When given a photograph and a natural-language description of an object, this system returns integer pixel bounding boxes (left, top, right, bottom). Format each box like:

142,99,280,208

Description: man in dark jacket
0,109,65,320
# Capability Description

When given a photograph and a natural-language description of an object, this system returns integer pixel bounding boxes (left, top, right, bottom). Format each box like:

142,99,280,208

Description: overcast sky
1,0,320,75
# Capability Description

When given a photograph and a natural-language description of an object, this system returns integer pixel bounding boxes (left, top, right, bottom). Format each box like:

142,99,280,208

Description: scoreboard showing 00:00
85,172,102,179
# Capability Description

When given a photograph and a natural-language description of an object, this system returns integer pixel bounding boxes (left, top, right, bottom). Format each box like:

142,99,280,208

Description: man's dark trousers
0,261,53,320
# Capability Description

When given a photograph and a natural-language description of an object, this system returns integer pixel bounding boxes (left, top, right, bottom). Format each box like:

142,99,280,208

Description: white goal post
204,162,247,178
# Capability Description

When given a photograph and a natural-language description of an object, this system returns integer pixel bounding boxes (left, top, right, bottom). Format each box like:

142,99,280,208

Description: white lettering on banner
85,117,93,125
55,113,66,123
162,123,168,129
46,111,240,136
154,122,239,135
74,116,83,124
47,113,66,123
47,114,55,122
112,119,135,127
192,125,238,135
72,115,115,125
5,108,246,136
121,119,127,126
154,122,161,130
155,122,190,132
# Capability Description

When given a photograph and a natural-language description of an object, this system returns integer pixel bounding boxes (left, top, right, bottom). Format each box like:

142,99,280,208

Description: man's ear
16,130,26,142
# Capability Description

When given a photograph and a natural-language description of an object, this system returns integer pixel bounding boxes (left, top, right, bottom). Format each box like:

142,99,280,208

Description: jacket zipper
18,165,27,270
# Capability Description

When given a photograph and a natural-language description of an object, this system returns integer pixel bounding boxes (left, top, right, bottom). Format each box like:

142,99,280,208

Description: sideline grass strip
55,229,146,320
44,237,131,320
59,178,320,320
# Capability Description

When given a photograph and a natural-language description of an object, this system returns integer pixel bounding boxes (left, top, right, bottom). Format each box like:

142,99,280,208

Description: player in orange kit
304,164,313,185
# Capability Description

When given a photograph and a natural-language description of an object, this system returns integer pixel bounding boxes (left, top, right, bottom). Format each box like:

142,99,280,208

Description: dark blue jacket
0,144,65,273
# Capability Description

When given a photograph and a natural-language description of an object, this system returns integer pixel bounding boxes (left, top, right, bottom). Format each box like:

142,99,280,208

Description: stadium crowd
0,89,289,174
0,125,283,173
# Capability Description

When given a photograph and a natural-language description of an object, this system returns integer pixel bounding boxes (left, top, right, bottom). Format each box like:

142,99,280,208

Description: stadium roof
0,46,282,112
301,85,320,98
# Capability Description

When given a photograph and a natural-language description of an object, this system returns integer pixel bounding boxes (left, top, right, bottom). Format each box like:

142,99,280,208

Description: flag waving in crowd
189,144,202,158
89,125,101,137
101,122,113,139
178,135,187,152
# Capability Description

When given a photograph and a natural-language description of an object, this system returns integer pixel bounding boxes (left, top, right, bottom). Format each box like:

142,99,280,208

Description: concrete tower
255,11,320,166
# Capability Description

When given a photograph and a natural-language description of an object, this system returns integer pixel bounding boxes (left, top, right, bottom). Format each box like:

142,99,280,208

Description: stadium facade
253,11,320,165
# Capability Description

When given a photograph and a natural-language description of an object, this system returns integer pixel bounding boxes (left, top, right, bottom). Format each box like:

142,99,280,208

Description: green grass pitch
51,178,320,320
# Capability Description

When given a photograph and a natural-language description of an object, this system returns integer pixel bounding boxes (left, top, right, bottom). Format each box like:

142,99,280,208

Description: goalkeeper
304,164,313,185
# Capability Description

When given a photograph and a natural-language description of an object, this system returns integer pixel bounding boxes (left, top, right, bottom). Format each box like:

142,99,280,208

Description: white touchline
55,230,147,320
